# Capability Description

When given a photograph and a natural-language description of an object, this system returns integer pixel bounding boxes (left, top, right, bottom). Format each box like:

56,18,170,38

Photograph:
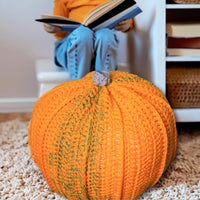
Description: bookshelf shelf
173,108,200,122
155,1,200,122
166,56,200,62
166,4,200,9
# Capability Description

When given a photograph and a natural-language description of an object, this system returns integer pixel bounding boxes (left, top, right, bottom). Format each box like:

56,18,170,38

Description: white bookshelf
166,4,200,9
166,56,200,62
155,1,200,122
173,108,200,122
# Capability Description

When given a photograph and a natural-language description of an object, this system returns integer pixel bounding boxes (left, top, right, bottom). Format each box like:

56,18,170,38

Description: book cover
166,22,200,37
35,0,142,32
167,48,200,56
167,37,200,49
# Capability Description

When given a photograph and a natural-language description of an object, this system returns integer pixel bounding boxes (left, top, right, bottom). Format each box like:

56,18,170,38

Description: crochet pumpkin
28,71,178,200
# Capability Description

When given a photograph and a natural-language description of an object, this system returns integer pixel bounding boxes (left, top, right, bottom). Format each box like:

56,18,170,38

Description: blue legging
54,25,119,80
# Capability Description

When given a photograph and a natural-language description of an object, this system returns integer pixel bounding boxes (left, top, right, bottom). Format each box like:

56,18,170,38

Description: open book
35,0,142,32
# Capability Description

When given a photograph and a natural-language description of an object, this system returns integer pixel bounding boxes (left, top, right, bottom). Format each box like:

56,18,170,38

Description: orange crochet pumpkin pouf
28,71,178,200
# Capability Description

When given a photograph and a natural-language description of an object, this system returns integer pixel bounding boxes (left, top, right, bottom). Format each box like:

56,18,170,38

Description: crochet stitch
28,71,178,200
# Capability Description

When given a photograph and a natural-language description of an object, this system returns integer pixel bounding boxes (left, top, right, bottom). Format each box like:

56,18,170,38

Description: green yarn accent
84,87,103,198
116,76,145,82
48,86,104,199
51,177,60,193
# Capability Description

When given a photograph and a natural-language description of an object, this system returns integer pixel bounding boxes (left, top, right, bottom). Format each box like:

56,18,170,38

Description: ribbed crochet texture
28,71,178,200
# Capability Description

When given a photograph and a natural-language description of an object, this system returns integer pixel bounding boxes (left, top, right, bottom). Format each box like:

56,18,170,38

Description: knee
71,25,94,45
95,28,118,45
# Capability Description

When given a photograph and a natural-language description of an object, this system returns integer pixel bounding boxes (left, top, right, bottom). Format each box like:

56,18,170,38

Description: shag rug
0,117,200,200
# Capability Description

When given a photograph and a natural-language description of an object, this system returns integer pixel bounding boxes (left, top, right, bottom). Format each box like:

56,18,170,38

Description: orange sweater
53,0,134,40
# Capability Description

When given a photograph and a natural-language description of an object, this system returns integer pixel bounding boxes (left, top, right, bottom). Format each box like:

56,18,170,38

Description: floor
0,112,199,199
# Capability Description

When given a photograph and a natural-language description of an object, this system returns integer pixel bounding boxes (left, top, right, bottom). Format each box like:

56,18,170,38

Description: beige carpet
0,114,200,200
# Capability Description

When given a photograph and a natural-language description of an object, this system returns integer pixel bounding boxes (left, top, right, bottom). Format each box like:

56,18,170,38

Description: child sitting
44,0,134,80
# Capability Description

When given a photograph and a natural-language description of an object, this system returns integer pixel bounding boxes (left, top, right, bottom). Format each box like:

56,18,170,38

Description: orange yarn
28,71,178,200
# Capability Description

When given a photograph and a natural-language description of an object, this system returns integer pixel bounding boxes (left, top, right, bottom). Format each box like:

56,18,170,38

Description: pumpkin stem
92,71,110,86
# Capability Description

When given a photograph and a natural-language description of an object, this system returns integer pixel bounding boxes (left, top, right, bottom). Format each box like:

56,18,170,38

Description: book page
87,0,139,30
92,5,140,31
41,14,81,24
83,0,124,26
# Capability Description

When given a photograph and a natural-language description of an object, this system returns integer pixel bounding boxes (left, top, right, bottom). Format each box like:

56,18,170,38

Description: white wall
0,0,157,112
0,0,54,99
127,0,157,82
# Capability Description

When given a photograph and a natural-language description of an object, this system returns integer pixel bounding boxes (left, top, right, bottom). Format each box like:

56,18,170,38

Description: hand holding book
114,19,132,32
43,23,61,34
43,19,132,34
36,0,142,33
